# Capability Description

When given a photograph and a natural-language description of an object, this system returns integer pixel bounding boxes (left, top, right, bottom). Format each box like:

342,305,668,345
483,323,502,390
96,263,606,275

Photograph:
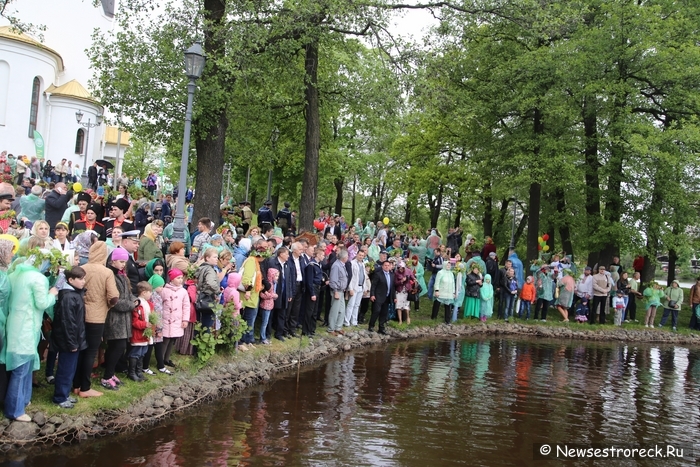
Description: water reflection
8,338,700,467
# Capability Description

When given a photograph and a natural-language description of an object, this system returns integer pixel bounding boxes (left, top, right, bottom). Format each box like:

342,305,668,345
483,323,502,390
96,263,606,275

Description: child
575,297,589,323
50,266,87,409
519,276,536,320
129,282,153,382
143,274,166,375
613,289,626,326
223,272,243,316
159,269,190,370
255,269,278,347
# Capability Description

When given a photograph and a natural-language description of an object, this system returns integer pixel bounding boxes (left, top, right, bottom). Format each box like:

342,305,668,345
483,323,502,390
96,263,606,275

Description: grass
24,288,697,418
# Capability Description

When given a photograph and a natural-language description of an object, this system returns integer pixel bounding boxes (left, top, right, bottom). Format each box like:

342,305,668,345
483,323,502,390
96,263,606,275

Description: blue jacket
509,251,524,290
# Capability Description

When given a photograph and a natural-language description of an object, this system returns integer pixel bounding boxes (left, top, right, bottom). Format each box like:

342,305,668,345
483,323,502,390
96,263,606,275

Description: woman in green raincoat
643,281,664,327
362,222,376,243
480,274,495,321
408,255,428,313
432,260,455,324
452,255,468,322
368,239,381,262
0,239,15,406
2,251,58,421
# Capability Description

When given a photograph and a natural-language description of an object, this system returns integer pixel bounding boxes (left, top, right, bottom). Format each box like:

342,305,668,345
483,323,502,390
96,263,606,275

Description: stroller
575,298,589,323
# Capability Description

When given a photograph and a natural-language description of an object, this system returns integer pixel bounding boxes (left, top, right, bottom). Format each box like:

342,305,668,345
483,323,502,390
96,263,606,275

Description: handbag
668,300,677,309
195,292,217,311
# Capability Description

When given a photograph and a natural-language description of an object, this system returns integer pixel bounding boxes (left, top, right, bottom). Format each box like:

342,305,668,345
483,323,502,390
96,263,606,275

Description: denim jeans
520,301,531,319
5,360,33,419
128,345,148,359
427,274,436,300
242,307,258,344
659,308,679,328
53,351,79,403
259,309,272,341
502,293,515,319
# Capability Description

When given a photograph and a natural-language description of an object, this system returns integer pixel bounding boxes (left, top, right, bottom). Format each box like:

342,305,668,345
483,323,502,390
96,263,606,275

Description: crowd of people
0,151,693,423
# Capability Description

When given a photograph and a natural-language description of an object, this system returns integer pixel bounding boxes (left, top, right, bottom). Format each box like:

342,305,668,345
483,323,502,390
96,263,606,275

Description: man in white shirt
285,242,305,336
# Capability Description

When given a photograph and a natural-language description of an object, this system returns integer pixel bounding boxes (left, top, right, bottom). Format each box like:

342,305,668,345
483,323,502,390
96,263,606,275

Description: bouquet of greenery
453,262,466,275
26,247,69,276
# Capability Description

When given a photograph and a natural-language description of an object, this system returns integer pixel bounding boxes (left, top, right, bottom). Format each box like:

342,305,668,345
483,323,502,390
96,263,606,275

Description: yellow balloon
0,234,19,254
538,236,543,243
543,245,550,252
73,182,83,192
383,217,390,225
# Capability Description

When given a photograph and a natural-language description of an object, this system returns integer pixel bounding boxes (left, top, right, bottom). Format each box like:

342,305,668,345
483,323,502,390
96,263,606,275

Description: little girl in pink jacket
223,272,242,316
159,269,190,368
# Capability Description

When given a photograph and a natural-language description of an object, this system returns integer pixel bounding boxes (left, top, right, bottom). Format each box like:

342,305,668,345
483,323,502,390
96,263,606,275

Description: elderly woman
138,221,164,262
2,250,58,421
165,241,190,275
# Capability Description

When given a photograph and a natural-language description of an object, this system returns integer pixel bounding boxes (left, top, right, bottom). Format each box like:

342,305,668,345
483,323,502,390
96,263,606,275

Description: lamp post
75,110,103,185
172,41,205,243
267,127,279,201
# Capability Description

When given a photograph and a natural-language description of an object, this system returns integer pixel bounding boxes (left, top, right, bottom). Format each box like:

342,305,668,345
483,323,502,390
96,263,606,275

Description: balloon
542,233,549,241
538,236,543,243
73,182,83,192
538,245,543,251
0,234,19,255
313,220,325,232
383,217,390,225
543,245,550,252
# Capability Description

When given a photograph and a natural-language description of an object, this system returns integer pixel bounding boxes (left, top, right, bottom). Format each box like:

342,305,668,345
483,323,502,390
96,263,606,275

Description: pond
8,338,700,466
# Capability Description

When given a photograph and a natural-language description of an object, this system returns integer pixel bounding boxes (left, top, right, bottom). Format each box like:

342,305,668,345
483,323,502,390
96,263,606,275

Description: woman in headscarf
233,238,251,272
138,221,164,262
368,239,380,262
73,230,98,266
144,258,165,280
2,249,58,421
556,269,575,322
480,274,494,322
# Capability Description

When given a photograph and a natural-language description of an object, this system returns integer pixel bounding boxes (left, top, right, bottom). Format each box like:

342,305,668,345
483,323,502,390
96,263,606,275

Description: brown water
7,338,700,466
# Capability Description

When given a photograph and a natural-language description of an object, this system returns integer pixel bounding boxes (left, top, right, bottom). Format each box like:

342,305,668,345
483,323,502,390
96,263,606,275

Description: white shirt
293,255,302,282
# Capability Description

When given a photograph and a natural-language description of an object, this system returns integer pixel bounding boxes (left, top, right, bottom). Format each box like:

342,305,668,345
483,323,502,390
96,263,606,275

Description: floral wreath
0,210,16,221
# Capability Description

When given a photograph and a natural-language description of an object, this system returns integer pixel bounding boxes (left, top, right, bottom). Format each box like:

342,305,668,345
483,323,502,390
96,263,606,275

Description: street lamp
75,110,103,184
267,127,279,201
172,41,205,243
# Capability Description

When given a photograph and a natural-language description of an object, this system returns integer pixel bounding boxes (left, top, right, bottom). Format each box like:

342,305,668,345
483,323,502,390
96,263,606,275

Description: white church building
0,0,129,178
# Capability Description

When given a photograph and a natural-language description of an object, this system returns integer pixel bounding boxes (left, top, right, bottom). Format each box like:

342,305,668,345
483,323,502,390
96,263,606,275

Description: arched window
27,77,40,137
75,128,85,154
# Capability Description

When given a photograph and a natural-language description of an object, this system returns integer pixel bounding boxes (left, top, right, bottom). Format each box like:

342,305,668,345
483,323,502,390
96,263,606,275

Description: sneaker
101,379,118,390
262,340,271,345
645,324,649,328
46,376,55,384
158,368,173,375
657,324,663,328
67,396,78,404
673,327,677,332
57,400,75,409
14,414,31,422
111,375,123,386
541,319,547,323
164,360,177,368
143,368,155,375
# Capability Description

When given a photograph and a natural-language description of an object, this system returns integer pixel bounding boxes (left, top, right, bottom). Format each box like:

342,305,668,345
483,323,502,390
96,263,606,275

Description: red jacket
131,299,152,345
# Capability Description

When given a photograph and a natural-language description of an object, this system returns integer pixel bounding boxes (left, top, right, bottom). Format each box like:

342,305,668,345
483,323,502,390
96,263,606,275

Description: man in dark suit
285,241,306,337
369,260,397,335
88,163,98,191
120,230,142,294
267,247,293,342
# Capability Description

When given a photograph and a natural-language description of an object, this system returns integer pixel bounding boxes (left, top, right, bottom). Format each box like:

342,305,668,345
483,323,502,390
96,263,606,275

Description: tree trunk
404,191,412,224
333,177,343,217
526,108,544,263
351,176,356,222
583,94,601,268
373,180,385,221
483,183,493,237
556,188,574,260
366,184,376,218
191,0,228,228
430,183,444,229
299,40,320,232
453,192,462,228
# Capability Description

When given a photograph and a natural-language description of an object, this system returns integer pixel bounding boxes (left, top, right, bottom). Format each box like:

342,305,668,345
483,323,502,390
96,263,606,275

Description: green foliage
216,303,248,354
190,322,223,366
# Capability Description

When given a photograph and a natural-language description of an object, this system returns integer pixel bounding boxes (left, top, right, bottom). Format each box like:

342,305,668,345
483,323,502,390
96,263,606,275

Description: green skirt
464,296,481,319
